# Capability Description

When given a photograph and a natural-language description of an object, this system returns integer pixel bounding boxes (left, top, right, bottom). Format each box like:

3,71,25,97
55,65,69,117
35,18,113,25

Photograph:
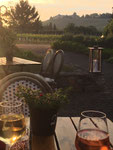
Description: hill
43,13,111,31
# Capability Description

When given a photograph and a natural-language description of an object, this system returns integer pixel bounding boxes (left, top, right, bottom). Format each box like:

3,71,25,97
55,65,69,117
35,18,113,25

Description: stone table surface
0,57,41,65
0,57,41,77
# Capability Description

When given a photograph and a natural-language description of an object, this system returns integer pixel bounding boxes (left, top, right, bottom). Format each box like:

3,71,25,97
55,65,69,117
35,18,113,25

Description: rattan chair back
0,73,53,117
0,72,52,93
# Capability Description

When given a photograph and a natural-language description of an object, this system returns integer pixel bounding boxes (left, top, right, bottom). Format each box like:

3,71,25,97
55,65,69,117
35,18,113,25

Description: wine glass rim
81,110,106,118
0,100,22,108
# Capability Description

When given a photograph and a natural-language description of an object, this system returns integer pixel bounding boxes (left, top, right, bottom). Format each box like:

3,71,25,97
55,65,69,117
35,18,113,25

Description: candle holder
89,46,103,73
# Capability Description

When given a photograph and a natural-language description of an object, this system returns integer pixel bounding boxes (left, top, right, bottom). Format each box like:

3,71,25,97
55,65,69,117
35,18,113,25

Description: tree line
64,23,101,35
0,0,58,34
0,0,112,37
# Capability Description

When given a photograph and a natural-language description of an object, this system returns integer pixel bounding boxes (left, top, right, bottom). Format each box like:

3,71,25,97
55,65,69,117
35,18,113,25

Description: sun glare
0,0,8,3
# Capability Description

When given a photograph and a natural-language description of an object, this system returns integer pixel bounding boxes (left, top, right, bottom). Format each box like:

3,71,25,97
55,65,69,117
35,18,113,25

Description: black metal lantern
89,46,103,73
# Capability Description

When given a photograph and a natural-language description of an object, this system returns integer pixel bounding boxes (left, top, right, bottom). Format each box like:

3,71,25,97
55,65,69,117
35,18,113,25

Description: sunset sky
0,0,113,21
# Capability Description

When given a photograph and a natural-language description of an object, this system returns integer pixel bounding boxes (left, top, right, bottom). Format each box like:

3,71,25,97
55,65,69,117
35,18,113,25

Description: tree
48,22,53,30
64,23,75,33
103,19,113,37
9,0,42,33
0,27,17,62
53,23,57,30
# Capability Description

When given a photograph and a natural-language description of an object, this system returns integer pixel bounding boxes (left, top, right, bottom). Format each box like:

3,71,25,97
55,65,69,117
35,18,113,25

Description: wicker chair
0,72,53,150
0,72,52,93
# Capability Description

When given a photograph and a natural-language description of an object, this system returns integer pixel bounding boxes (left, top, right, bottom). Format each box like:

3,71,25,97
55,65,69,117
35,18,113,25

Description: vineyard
17,34,62,44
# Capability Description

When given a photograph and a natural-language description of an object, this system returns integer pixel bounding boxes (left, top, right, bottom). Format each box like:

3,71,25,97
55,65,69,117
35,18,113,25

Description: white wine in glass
0,101,26,150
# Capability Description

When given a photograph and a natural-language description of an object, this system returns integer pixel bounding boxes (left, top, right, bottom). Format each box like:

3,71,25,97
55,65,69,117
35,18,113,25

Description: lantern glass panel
93,50,98,60
89,47,102,73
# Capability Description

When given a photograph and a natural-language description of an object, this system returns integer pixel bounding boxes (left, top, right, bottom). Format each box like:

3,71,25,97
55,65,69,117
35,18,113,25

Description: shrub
104,37,113,48
14,48,42,61
107,57,113,63
83,36,97,46
102,48,113,59
73,35,84,43
0,27,17,58
52,40,88,53
60,33,74,41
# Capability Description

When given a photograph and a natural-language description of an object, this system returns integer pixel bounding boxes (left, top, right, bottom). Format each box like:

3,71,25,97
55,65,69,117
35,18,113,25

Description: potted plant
16,86,69,136
0,27,17,63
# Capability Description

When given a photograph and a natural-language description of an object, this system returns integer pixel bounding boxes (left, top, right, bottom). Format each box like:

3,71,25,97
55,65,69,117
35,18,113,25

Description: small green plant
0,27,17,61
0,27,16,51
16,86,69,110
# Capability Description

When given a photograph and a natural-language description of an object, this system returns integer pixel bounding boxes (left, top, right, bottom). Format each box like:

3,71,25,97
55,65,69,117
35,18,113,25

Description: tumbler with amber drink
75,110,111,150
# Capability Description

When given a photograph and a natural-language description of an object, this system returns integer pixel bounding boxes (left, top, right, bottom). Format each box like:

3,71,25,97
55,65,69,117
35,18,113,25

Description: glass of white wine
0,101,26,150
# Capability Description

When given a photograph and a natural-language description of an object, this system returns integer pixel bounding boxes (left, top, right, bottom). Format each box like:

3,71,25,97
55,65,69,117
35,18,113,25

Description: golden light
0,5,7,15
101,146,109,150
11,136,17,143
0,0,9,5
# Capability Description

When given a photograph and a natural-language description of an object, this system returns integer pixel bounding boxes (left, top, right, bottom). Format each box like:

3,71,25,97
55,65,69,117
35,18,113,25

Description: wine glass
75,110,111,150
0,101,26,150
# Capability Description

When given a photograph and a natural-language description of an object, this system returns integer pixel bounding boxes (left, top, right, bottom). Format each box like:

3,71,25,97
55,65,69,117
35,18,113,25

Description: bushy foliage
73,35,84,43
60,33,74,41
9,0,42,33
52,34,96,54
107,57,113,63
96,36,113,48
103,19,113,37
16,86,69,110
64,24,101,35
0,27,17,56
52,40,88,53
101,19,113,49
0,27,16,49
104,37,113,48
102,48,113,59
